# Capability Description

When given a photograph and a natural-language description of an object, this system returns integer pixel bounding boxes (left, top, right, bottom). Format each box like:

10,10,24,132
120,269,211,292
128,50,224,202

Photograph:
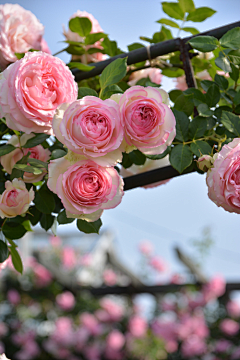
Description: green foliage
128,150,146,166
173,109,190,142
77,218,102,234
189,116,208,139
170,144,192,173
34,186,55,214
0,144,16,156
85,32,107,45
190,140,212,156
100,84,123,100
186,7,216,22
69,17,92,37
162,2,184,20
146,147,171,160
0,240,9,263
22,134,49,148
2,222,27,240
220,27,240,50
188,36,219,52
174,93,194,116
205,84,220,107
9,242,23,274
100,58,127,94
67,62,95,71
156,18,180,29
40,213,55,231
221,111,240,136
57,210,75,225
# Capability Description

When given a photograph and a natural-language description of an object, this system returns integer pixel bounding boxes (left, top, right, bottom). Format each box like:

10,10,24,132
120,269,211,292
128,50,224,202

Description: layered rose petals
0,52,78,134
207,138,240,214
53,97,123,166
0,179,34,218
48,158,124,221
117,86,176,155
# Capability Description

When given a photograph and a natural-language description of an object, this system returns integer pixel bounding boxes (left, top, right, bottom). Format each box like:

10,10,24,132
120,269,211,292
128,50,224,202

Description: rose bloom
106,330,125,350
48,157,124,221
128,66,162,86
128,316,147,338
0,4,50,70
53,97,123,166
0,51,78,134
63,10,105,63
0,179,34,219
174,70,212,91
0,134,50,183
56,291,75,311
120,155,171,189
220,319,240,336
207,138,240,214
113,86,176,155
181,336,207,358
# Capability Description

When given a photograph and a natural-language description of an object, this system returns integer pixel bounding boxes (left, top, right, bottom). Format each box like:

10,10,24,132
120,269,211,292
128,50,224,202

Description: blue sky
3,0,240,282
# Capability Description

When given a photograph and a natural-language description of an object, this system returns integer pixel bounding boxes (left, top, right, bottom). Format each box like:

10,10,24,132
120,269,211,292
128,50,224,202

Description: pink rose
206,138,240,214
149,256,167,272
33,263,52,287
7,289,21,306
53,97,123,166
181,336,207,357
220,319,240,336
0,52,78,134
63,10,105,63
106,330,125,350
56,291,75,311
128,316,147,338
48,157,124,221
0,179,34,218
139,241,153,255
103,269,117,286
128,67,162,86
80,313,101,335
116,86,175,155
0,4,46,70
174,70,212,91
202,275,226,302
0,134,50,183
226,300,240,318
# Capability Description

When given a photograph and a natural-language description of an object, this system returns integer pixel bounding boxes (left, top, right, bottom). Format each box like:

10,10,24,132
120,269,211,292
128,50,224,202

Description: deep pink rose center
6,189,19,207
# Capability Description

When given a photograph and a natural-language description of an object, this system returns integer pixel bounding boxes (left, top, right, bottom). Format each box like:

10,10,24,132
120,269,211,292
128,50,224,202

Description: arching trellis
71,20,240,190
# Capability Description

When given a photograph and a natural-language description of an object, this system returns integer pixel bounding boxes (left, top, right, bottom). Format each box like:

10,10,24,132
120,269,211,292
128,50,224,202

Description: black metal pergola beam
72,21,240,82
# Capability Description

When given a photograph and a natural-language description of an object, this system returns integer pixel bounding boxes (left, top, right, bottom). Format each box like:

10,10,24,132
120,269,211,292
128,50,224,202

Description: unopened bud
197,154,213,172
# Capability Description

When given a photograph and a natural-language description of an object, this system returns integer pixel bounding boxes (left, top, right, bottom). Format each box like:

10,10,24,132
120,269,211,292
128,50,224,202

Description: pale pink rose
181,336,207,357
227,300,240,318
62,247,77,269
48,157,124,221
106,330,125,350
40,38,51,54
220,319,240,336
103,269,117,286
0,355,10,360
63,10,105,63
80,313,101,335
99,298,124,322
202,275,226,302
117,86,176,155
139,241,153,255
128,316,147,338
0,179,34,218
0,52,78,134
120,156,171,189
52,317,74,347
0,134,50,183
7,289,21,306
128,67,162,86
207,138,240,214
174,70,212,91
177,313,209,340
56,291,75,311
0,4,45,70
149,256,167,272
53,97,123,166
33,263,52,287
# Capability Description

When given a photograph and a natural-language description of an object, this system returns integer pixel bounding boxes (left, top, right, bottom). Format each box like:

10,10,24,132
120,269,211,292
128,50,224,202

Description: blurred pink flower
7,290,21,306
202,275,226,302
139,241,153,256
49,236,62,247
149,256,167,272
80,313,101,336
103,269,117,286
181,335,207,357
99,298,124,322
128,67,162,86
227,300,240,318
62,247,77,269
215,339,232,353
106,330,125,350
56,291,75,311
220,319,240,336
33,264,52,287
128,316,147,338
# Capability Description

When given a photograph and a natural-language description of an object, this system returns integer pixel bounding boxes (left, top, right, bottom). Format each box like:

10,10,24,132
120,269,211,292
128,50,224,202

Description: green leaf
233,92,240,106
66,45,85,55
170,144,192,173
13,164,43,175
22,134,49,149
161,67,184,77
69,17,92,37
221,111,240,136
100,58,127,90
2,222,27,240
169,90,182,102
40,213,55,231
28,206,41,226
197,103,214,117
77,218,102,234
57,209,75,224
121,153,133,169
173,109,190,142
206,83,220,107
188,36,218,52
22,220,32,232
0,240,9,263
100,84,123,100
190,140,212,156
0,144,16,156
145,146,171,160
174,94,194,116
162,2,184,20
78,87,98,99
220,27,240,50
27,158,48,170
128,150,146,166
50,149,67,160
102,38,121,57
15,52,25,59
189,116,208,139
85,32,107,45
10,168,24,181
186,7,216,22
10,246,23,274
127,43,144,52
214,74,229,90
156,18,180,29
87,47,105,55
34,187,55,214
178,0,195,13
182,27,199,35
215,54,231,73
184,88,206,106
67,62,95,71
